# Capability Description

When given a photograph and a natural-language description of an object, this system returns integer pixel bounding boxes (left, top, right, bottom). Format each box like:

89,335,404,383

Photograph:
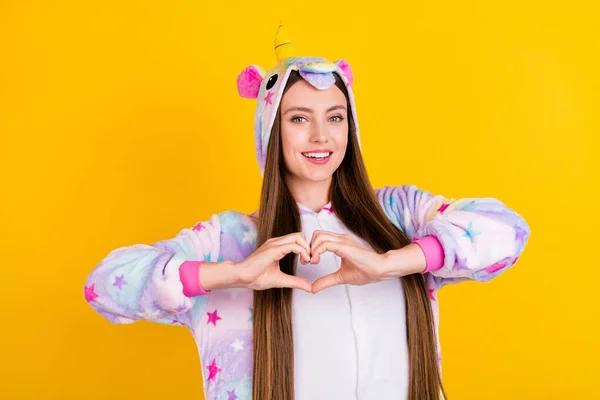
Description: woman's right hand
235,232,313,293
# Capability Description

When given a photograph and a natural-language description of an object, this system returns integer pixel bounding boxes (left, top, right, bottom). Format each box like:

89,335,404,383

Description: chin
302,169,335,182
306,175,331,183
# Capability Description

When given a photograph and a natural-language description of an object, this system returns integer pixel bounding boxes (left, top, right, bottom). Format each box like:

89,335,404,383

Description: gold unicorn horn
274,21,296,61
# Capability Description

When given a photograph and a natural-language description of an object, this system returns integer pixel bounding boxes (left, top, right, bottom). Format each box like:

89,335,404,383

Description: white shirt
292,202,409,400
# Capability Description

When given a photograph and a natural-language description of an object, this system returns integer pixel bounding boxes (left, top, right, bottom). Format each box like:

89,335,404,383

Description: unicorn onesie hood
83,22,530,400
236,23,360,176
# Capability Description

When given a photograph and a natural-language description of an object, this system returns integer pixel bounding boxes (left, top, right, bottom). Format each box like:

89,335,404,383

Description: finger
313,230,347,239
311,240,348,264
310,233,344,260
311,271,345,294
293,232,312,261
270,242,311,264
276,272,313,293
311,230,344,245
269,233,311,260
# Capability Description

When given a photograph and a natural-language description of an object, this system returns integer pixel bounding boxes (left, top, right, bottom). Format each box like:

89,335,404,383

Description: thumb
277,272,313,293
311,271,344,294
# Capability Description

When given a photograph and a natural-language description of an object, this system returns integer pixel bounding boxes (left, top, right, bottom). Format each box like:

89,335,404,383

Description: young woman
84,24,530,400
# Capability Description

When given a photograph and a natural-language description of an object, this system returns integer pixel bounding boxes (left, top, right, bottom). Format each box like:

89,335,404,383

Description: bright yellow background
1,1,598,399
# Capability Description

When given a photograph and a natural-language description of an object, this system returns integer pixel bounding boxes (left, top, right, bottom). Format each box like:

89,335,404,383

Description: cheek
281,123,306,151
280,127,302,168
333,127,349,151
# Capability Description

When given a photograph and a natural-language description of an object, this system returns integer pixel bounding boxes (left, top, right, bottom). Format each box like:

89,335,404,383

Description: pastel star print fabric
84,184,530,399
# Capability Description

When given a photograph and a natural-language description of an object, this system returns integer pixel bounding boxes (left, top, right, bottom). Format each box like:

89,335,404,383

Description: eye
266,74,278,90
330,115,344,122
291,116,306,123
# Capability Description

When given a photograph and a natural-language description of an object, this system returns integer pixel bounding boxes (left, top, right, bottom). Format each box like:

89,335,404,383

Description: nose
309,120,329,143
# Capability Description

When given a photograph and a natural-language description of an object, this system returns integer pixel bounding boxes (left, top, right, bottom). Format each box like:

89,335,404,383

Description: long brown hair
252,70,447,399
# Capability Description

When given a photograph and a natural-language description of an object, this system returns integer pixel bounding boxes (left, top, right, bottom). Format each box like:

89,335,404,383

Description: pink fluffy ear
236,65,266,99
334,59,354,87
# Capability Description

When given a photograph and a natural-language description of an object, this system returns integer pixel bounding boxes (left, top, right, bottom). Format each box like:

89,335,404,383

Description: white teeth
302,152,331,159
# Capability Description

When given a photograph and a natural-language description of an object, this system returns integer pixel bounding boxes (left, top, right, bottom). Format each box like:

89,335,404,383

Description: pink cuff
178,260,211,297
411,236,445,274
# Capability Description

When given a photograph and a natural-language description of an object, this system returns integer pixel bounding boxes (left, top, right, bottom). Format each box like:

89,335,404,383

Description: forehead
281,79,346,109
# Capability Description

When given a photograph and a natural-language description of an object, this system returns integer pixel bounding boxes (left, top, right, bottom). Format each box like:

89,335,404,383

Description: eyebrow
283,105,347,115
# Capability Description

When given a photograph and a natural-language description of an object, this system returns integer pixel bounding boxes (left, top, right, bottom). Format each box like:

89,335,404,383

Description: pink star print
113,274,127,290
264,91,274,105
207,359,221,382
227,389,238,400
428,288,436,301
485,262,507,274
84,284,99,302
437,203,449,214
207,310,222,326
322,205,334,213
192,222,205,231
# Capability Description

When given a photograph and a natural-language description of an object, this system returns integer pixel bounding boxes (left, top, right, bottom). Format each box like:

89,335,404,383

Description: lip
301,149,333,165
302,149,333,153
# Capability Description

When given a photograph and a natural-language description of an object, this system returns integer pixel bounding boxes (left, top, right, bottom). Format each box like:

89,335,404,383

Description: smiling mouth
301,151,332,160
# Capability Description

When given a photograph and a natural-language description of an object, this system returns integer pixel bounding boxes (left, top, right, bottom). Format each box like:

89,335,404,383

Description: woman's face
279,79,349,186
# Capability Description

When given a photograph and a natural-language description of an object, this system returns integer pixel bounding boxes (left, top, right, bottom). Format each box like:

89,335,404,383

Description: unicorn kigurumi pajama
84,23,530,400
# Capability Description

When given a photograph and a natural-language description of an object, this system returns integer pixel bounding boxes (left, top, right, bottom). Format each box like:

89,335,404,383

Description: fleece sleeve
375,185,530,289
83,214,222,327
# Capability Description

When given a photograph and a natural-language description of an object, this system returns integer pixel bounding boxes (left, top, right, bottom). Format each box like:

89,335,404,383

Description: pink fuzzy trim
411,236,445,273
179,260,211,297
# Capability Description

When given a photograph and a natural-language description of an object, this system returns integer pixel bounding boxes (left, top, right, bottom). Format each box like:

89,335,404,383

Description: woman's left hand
308,230,426,294
308,231,384,294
